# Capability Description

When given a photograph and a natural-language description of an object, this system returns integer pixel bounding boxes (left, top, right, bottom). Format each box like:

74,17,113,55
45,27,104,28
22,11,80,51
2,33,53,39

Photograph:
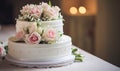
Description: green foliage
58,31,63,37
4,45,8,53
48,0,52,6
72,48,83,62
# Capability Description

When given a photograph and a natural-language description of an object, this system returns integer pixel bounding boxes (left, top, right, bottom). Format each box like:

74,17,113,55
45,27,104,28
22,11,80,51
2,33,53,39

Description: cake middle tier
16,19,64,34
8,35,72,61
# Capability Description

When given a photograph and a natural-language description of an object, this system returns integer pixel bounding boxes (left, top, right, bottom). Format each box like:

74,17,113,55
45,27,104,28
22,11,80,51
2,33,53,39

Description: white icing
8,35,72,61
16,19,64,33
40,20,64,33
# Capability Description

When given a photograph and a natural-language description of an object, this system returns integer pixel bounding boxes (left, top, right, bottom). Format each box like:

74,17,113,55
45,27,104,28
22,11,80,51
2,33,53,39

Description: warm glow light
79,6,86,14
69,7,77,14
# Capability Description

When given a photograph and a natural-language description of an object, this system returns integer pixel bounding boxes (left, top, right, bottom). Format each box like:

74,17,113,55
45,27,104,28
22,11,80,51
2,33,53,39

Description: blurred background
0,0,120,67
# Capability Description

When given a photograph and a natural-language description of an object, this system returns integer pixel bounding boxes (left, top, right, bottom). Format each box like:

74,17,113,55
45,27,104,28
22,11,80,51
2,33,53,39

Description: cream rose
16,20,30,33
42,2,60,20
20,4,43,18
43,28,56,42
30,5,43,18
25,32,41,44
16,30,25,40
41,2,51,10
28,22,37,34
43,7,60,19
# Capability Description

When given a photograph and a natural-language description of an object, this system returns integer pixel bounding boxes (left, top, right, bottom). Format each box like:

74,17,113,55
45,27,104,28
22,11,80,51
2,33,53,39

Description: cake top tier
15,2,64,44
18,2,63,22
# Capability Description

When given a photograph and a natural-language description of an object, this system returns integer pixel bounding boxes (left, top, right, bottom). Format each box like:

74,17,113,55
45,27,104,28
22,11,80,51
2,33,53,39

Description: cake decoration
72,48,83,62
0,42,6,57
15,2,63,44
18,2,62,22
1,1,83,68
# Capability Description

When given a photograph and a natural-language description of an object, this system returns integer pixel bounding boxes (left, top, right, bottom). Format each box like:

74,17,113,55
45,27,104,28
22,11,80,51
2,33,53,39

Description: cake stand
5,55,75,68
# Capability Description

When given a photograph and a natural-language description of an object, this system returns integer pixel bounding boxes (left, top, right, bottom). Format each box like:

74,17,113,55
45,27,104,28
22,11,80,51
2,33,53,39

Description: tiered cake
6,2,74,67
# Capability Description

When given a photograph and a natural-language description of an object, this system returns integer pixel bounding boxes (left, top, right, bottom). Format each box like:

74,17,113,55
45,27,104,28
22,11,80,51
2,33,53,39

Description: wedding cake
6,2,75,67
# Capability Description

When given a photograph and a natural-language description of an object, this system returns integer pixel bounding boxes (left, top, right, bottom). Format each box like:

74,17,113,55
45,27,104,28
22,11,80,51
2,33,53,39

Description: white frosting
16,19,64,33
8,35,72,61
40,20,64,33
9,19,73,62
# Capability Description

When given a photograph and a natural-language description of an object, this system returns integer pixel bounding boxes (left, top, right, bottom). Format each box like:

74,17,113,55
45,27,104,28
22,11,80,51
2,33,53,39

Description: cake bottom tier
6,55,74,68
8,35,73,62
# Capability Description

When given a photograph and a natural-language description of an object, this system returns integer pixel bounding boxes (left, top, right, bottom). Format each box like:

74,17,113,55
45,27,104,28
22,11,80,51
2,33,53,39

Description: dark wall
0,0,60,25
0,0,14,25
95,0,120,67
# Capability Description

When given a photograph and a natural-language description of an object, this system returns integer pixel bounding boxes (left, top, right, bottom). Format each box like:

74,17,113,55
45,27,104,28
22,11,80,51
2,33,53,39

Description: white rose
41,2,60,20
28,22,37,34
43,6,60,20
42,2,51,10
52,6,60,13
42,28,56,42
15,30,25,40
16,20,30,33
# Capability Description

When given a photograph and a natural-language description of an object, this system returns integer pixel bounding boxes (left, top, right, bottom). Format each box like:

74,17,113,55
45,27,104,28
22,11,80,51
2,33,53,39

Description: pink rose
31,8,40,14
42,2,60,20
21,4,32,15
25,32,41,44
20,4,43,18
30,5,43,18
22,5,29,11
0,45,6,56
0,47,3,56
16,30,25,40
43,28,56,42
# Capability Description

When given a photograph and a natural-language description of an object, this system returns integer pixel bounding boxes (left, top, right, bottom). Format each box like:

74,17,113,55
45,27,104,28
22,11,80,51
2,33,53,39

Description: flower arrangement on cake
0,42,7,60
18,2,62,21
16,2,63,44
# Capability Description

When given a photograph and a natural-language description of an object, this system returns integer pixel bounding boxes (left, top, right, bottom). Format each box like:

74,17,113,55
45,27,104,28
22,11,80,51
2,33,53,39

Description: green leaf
72,48,78,53
74,53,81,57
72,48,83,62
60,33,63,37
48,1,52,6
37,21,41,27
75,56,83,62
4,45,8,53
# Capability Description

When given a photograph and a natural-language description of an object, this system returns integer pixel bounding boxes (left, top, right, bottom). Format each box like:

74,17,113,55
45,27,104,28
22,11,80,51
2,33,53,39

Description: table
0,25,120,71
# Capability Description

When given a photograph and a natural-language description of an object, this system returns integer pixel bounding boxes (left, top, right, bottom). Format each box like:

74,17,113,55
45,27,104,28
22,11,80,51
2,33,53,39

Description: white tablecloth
0,25,120,71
